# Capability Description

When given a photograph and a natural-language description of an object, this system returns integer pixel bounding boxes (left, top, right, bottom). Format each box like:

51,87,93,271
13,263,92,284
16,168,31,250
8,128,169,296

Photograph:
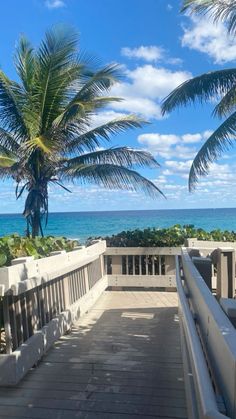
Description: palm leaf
35,26,80,132
0,156,16,168
0,129,19,152
0,71,28,138
189,110,236,190
213,85,236,117
182,0,236,36
53,97,122,128
61,163,164,198
14,36,35,92
65,147,159,168
162,69,236,115
24,135,57,154
72,64,121,102
66,115,147,153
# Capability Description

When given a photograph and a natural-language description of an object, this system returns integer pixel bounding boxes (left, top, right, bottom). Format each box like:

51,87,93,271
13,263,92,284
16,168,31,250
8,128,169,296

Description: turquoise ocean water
0,208,236,243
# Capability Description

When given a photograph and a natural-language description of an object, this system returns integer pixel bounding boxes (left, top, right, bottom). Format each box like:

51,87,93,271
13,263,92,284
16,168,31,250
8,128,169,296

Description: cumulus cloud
137,130,210,159
163,160,192,176
121,46,165,62
181,16,236,64
111,98,162,120
110,65,191,120
121,45,182,66
44,0,65,9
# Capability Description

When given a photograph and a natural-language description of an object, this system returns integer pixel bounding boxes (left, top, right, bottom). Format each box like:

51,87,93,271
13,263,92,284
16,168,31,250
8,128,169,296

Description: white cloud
121,46,165,62
111,98,162,120
181,16,236,64
121,46,182,66
164,160,192,174
137,130,209,159
125,66,190,99
110,65,191,120
182,133,202,144
45,0,65,9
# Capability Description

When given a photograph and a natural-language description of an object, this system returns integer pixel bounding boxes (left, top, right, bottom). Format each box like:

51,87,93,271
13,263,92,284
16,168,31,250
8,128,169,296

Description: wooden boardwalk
0,291,187,419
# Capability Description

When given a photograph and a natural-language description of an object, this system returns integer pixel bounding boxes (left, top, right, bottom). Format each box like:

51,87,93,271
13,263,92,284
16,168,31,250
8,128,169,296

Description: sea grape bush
0,235,78,267
97,224,236,247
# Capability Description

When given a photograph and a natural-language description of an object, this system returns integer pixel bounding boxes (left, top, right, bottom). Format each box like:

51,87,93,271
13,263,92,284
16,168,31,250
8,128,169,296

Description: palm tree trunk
31,208,41,238
24,185,47,238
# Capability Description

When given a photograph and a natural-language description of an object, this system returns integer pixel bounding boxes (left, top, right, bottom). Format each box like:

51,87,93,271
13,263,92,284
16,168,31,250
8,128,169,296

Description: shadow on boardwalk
0,291,187,419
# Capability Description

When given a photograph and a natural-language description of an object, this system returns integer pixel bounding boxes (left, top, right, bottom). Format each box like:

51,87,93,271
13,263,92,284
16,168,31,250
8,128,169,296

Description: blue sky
0,0,236,213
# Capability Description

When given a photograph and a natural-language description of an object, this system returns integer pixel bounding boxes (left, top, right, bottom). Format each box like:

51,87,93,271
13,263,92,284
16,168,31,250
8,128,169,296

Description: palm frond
35,26,80,132
0,128,19,152
61,163,164,198
14,36,35,92
64,147,159,168
189,110,236,190
162,69,236,115
53,97,122,128
66,115,147,154
72,63,121,102
182,0,236,36
0,156,16,168
213,85,236,117
0,71,28,138
24,135,58,154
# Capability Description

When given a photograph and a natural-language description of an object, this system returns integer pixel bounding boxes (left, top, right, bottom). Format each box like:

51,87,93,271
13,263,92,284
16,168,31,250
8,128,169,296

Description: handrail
176,256,229,419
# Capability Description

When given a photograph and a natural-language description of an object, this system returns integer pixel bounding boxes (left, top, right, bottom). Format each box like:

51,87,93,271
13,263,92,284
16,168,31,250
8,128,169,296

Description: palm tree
182,0,236,36
0,27,163,237
161,68,236,190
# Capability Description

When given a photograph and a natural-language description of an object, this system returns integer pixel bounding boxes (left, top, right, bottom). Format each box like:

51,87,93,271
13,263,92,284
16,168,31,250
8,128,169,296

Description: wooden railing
2,257,103,354
0,240,107,385
104,247,180,288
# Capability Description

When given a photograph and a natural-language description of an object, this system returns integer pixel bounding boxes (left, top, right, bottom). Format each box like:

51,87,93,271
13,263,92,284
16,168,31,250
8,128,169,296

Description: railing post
63,275,70,309
2,296,12,354
111,255,123,275
84,266,90,292
165,255,176,275
216,248,235,298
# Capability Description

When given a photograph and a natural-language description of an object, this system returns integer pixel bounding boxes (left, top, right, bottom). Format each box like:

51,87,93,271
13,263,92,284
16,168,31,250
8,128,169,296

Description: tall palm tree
162,68,236,190
0,27,163,237
182,0,236,36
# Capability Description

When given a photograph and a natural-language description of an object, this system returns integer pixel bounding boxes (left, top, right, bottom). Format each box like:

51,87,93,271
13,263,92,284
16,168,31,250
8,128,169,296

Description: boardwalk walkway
0,291,187,419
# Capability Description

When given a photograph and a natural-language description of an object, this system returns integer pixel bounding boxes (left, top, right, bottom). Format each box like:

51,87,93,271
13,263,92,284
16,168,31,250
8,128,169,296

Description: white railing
0,240,107,385
104,247,180,288
176,256,229,419
180,247,236,418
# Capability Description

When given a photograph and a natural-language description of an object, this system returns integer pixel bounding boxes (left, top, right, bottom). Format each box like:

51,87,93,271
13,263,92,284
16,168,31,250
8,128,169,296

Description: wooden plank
0,291,186,418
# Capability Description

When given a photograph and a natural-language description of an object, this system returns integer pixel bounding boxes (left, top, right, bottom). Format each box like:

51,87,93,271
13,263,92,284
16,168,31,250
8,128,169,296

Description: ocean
0,208,235,243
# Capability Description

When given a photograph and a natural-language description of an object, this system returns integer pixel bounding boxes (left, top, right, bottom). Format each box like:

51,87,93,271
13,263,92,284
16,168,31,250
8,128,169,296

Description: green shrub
94,224,236,247
0,235,79,267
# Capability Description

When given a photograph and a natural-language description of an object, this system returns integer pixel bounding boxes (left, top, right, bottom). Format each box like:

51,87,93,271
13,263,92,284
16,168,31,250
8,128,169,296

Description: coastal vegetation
0,26,162,238
162,1,236,190
98,224,236,247
0,235,78,267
